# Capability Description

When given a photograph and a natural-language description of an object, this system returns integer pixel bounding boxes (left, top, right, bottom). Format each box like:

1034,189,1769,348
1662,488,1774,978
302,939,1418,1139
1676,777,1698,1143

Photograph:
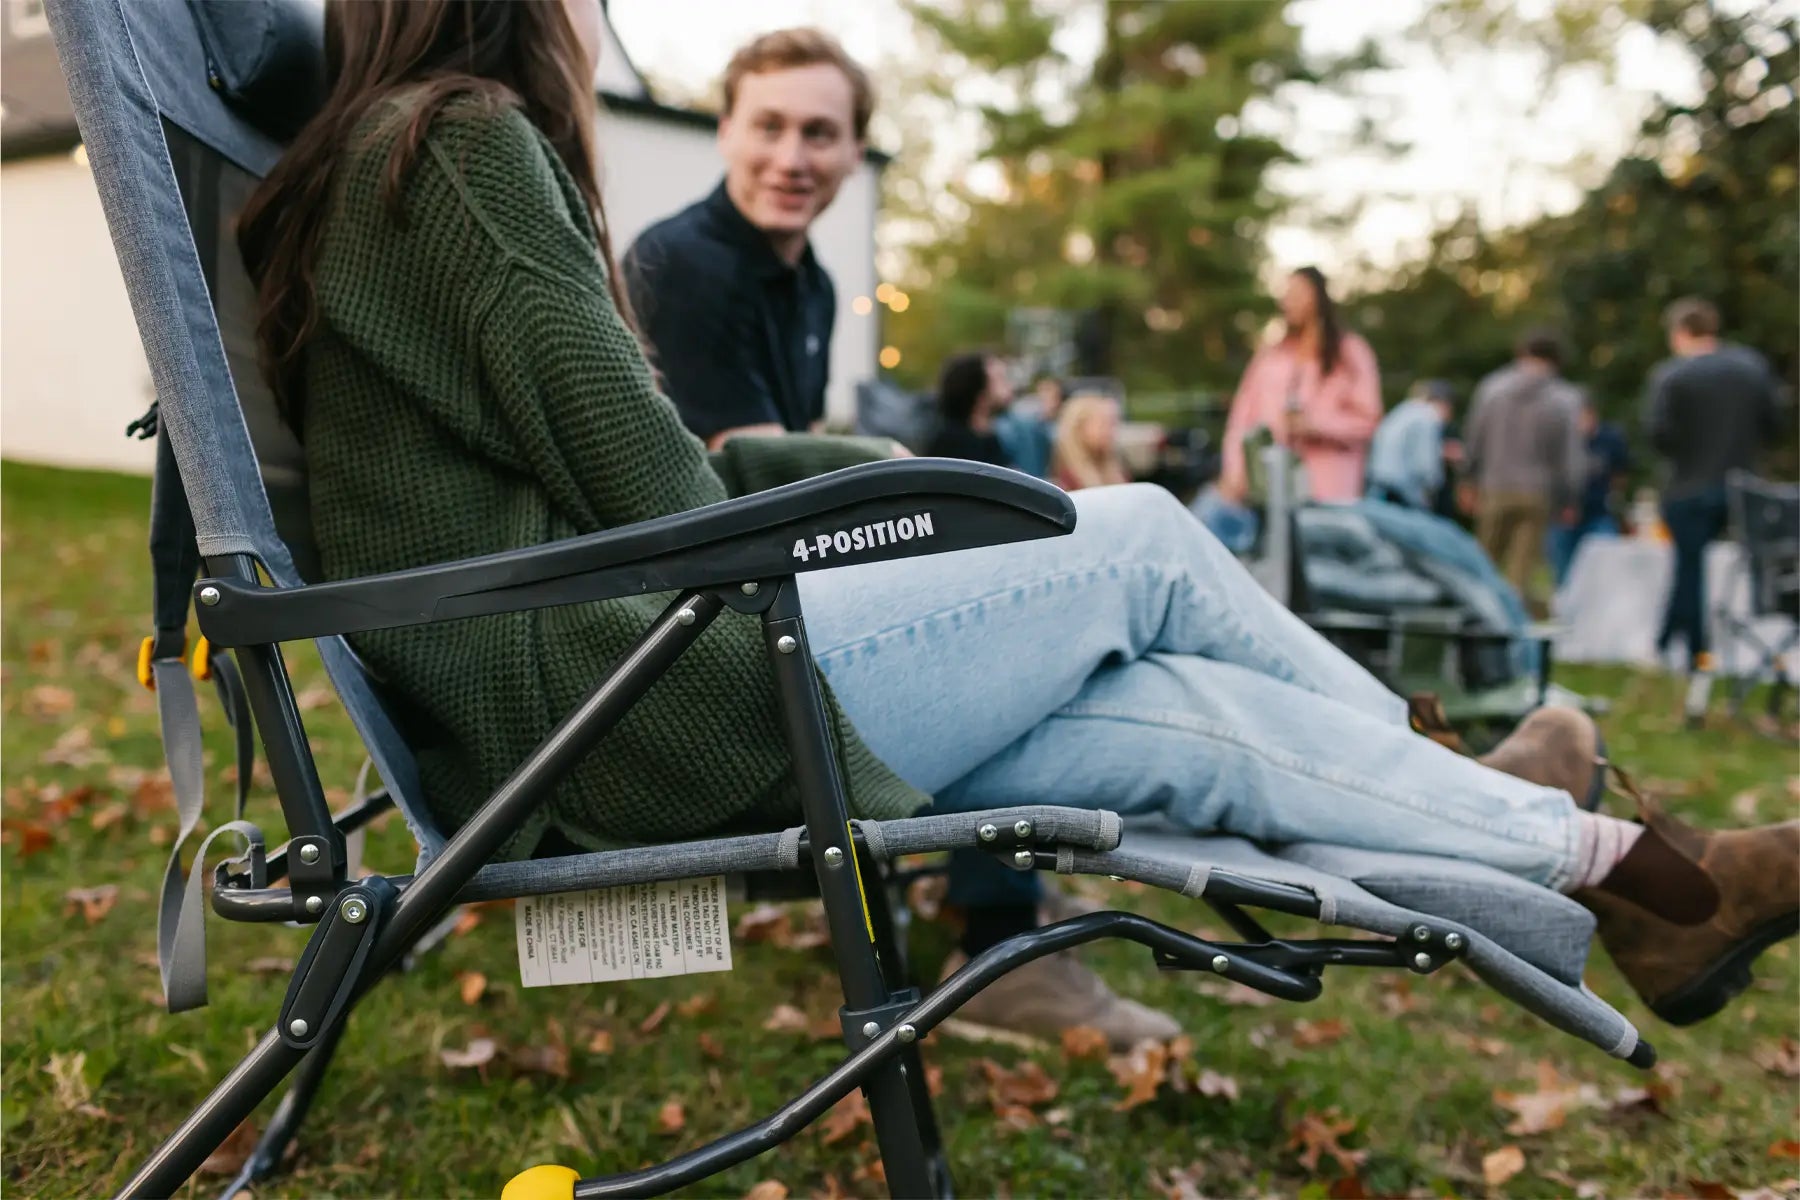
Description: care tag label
515,877,732,988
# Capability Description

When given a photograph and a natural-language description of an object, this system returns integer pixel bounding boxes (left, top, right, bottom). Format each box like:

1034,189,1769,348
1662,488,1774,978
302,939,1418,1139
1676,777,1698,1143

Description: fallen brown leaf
1494,1060,1594,1135
1754,1037,1800,1078
1195,1068,1240,1102
638,1001,672,1035
1060,1025,1109,1061
1193,977,1277,1007
1732,788,1765,821
43,726,106,768
457,970,487,1006
63,884,119,925
131,776,175,818
734,904,792,942
697,1031,725,1061
1378,976,1418,1016
677,993,717,1018
245,956,295,975
451,909,483,937
1685,1181,1735,1200
657,1099,685,1135
11,821,55,858
977,1058,1059,1114
761,1004,811,1034
88,801,129,831
197,1119,259,1176
43,1051,109,1118
1772,1140,1800,1161
818,1090,870,1145
24,685,76,718
586,1029,614,1055
294,684,336,711
1291,1017,1348,1048
1150,1163,1206,1200
906,871,947,922
510,1043,569,1079
1327,1175,1371,1199
1481,1145,1526,1187
742,1183,789,1200
439,1037,498,1072
1108,1039,1168,1112
1287,1108,1366,1174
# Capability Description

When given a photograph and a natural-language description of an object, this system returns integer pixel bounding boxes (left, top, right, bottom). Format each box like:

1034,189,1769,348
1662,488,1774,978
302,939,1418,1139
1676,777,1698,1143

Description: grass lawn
2,459,1796,1199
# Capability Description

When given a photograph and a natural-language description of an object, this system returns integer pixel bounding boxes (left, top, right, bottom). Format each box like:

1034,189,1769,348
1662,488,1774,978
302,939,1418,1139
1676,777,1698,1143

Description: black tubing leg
214,1018,349,1200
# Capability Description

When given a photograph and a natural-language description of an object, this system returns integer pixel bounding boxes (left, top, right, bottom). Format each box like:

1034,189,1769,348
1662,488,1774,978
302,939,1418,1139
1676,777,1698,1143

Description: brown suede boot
1576,797,1800,1026
1476,706,1608,811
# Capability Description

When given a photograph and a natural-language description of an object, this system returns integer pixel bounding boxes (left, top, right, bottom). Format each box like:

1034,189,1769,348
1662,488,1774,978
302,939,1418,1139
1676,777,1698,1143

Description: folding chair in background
1716,470,1800,727
51,2,1661,1197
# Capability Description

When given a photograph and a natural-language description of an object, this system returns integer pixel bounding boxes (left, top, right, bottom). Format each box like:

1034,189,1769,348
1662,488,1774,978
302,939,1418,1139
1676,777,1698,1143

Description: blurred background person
1548,392,1631,587
1645,297,1785,676
623,29,867,448
927,350,1013,464
1218,266,1383,505
1464,328,1584,613
995,374,1064,480
1365,378,1456,509
1051,392,1131,491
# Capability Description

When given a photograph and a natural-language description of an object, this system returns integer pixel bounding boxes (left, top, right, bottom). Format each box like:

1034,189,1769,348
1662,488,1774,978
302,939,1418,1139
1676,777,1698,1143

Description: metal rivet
1011,849,1034,870
1013,820,1032,839
1444,932,1464,952
677,608,696,626
861,1020,881,1039
1210,954,1230,974
978,823,998,842
298,844,320,865
823,846,845,868
895,1024,917,1043
340,896,368,924
303,895,323,915
1411,926,1431,942
198,585,221,607
740,582,760,597
288,1018,309,1038
1413,952,1432,971
777,635,797,655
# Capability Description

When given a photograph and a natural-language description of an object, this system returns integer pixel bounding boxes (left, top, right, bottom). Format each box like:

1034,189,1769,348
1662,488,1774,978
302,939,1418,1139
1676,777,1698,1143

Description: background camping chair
53,2,1658,1197
1717,470,1800,726
1242,439,1583,746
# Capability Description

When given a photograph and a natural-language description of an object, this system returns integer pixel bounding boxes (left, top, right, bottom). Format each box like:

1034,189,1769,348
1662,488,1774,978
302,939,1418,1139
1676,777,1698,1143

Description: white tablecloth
1553,535,1796,674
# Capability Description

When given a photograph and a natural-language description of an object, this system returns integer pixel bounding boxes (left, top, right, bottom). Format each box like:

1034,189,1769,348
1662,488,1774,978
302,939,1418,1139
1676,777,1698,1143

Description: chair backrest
1727,470,1800,618
46,0,445,856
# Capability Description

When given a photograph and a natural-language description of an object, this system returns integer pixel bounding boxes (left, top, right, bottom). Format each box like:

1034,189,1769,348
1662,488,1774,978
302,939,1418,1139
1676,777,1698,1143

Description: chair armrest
195,459,1075,646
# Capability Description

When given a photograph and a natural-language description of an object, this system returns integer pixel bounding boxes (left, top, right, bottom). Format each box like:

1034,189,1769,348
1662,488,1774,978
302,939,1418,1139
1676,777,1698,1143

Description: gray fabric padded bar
853,805,1122,862
453,831,795,903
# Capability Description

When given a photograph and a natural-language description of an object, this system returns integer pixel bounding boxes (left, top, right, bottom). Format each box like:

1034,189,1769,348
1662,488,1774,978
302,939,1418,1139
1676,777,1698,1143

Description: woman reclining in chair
238,0,1796,1034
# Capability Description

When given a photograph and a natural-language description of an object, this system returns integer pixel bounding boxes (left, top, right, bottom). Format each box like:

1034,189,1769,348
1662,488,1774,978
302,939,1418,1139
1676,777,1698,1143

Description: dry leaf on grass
451,909,483,937
1493,1060,1600,1135
1732,789,1765,821
1683,1181,1736,1200
1539,1169,1607,1199
732,903,830,950
1737,1180,1800,1200
1195,1068,1240,1102
457,970,487,1006
1326,1175,1370,1199
638,1001,672,1035
43,726,107,768
975,1057,1059,1129
439,1037,498,1074
1379,976,1418,1016
24,685,76,718
677,993,717,1018
762,1004,811,1034
1060,1025,1109,1061
198,1119,259,1176
245,956,294,975
63,884,118,925
697,1031,726,1061
510,1042,569,1079
294,685,336,710
1291,1017,1348,1047
905,871,947,922
43,1051,110,1119
586,1029,614,1055
1150,1162,1207,1200
1481,1145,1526,1187
1108,1039,1169,1111
1286,1108,1366,1175
657,1099,685,1135
1771,1140,1800,1161
1755,1038,1800,1078
742,1183,789,1200
8,820,56,858
1193,977,1277,1007
818,1090,870,1146
89,801,129,831
131,776,175,818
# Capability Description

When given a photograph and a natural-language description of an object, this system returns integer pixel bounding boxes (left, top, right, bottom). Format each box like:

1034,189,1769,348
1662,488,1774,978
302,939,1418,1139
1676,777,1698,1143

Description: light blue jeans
800,485,1583,890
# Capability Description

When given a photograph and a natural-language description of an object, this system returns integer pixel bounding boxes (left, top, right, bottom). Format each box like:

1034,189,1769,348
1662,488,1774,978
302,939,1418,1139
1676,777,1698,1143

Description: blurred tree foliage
1348,0,1797,453
882,0,1376,392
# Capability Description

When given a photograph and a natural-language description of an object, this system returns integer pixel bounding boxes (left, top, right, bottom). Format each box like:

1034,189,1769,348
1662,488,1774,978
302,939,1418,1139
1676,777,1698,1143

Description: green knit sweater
303,94,928,858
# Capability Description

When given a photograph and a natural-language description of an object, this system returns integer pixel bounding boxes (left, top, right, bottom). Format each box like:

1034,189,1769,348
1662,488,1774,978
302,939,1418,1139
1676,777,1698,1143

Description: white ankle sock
1565,812,1646,892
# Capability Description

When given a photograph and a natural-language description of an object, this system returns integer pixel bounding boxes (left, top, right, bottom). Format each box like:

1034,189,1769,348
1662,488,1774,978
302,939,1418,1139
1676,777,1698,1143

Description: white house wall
0,113,879,476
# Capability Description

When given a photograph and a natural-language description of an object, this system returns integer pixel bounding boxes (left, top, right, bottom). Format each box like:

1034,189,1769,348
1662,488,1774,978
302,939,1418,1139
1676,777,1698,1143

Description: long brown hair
237,0,634,432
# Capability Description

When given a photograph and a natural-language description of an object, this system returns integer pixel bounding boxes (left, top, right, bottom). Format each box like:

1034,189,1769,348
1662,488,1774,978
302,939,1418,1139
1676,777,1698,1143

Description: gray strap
853,819,888,863
154,659,261,1012
1180,863,1211,898
776,825,804,871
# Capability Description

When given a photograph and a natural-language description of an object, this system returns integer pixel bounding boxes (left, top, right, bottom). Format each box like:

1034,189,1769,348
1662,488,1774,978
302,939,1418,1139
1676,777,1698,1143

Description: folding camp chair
1717,470,1800,725
1243,439,1584,744
51,2,1658,1197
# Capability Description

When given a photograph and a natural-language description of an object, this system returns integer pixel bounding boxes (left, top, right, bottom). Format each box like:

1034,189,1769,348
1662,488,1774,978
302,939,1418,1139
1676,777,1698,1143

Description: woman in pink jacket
1219,266,1383,504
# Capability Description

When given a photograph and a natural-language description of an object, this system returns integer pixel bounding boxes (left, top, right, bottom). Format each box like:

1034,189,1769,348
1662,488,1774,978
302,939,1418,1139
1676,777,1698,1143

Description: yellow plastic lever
502,1164,578,1200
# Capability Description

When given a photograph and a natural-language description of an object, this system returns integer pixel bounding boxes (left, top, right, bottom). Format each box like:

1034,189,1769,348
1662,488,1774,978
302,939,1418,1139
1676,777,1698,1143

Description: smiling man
622,29,869,449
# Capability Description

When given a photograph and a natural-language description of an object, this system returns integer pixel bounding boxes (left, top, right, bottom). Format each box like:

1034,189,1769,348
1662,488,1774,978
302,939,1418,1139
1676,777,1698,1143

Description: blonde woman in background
1052,393,1132,491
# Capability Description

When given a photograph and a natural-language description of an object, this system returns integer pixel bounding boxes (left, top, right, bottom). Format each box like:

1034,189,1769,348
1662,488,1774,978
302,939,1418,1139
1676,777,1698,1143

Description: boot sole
1650,908,1800,1026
